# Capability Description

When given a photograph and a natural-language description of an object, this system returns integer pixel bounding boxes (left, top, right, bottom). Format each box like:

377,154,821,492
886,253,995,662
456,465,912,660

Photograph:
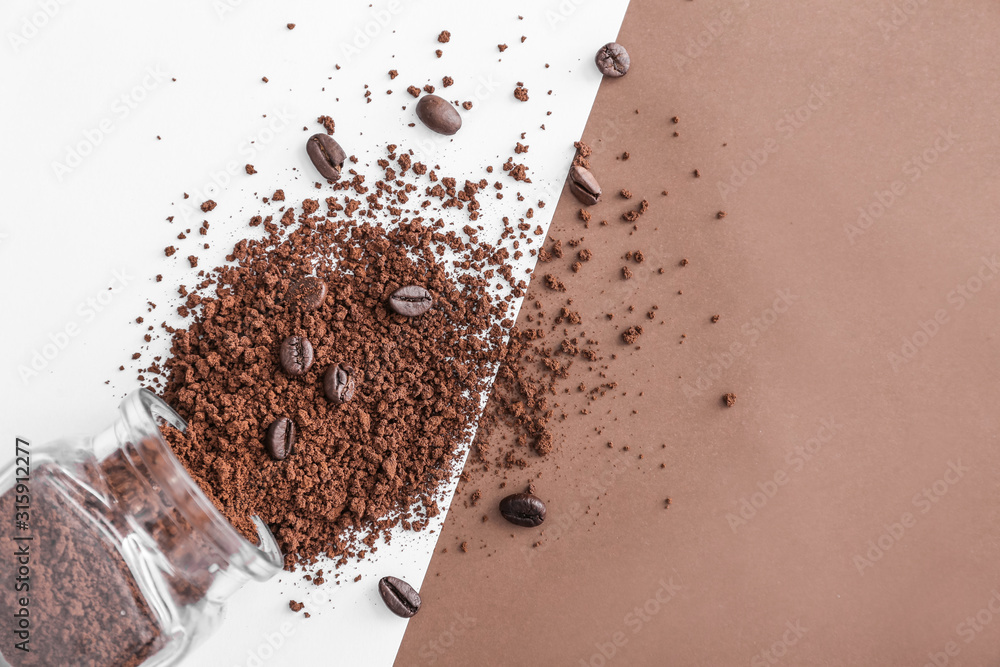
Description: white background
0,1,629,664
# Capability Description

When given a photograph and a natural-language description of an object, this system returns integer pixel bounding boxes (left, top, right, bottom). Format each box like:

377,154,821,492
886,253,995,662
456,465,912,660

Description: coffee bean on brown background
287,276,327,311
595,42,630,77
324,364,356,404
378,576,421,618
388,285,433,317
568,165,602,206
306,133,347,181
415,95,462,135
499,493,546,527
265,417,296,460
279,336,314,376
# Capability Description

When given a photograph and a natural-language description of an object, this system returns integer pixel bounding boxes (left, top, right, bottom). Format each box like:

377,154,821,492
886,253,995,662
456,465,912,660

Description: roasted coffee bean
279,336,314,376
287,276,327,311
265,417,296,460
388,285,433,317
324,363,356,404
595,42,630,78
415,95,462,135
378,576,421,618
568,165,602,206
499,493,546,527
306,133,347,181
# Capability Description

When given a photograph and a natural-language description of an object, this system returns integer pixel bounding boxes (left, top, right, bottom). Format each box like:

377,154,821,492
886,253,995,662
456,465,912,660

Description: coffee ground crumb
723,393,737,407
622,326,643,344
317,116,336,134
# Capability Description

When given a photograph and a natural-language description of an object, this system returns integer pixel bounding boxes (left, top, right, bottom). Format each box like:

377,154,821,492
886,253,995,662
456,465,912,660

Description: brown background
397,1,1000,665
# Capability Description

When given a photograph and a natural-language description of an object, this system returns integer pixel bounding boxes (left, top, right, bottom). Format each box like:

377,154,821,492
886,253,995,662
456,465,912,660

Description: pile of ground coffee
146,145,526,570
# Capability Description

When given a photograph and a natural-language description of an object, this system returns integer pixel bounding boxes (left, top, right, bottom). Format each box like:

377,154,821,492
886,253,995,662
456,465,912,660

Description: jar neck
95,390,282,589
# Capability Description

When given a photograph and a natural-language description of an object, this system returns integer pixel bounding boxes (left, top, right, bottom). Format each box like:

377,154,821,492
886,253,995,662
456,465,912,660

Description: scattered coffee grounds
148,144,526,571
0,474,163,667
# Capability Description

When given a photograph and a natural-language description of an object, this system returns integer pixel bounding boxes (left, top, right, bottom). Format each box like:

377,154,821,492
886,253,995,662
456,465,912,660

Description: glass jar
0,389,282,666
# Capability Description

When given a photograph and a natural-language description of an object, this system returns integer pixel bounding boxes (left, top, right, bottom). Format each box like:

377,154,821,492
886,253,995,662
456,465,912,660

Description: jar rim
120,389,283,581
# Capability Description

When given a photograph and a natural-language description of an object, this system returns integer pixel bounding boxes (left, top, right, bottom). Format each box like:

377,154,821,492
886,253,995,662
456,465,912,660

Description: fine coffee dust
145,145,534,571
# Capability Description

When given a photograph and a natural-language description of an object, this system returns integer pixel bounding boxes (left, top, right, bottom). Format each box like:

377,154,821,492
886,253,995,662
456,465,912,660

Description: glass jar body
0,390,281,666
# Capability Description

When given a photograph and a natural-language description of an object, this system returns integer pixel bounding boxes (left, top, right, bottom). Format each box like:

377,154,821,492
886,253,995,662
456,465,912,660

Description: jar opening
119,389,283,580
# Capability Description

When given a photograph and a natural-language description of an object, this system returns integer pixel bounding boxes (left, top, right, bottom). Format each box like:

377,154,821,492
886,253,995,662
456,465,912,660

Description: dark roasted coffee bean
265,417,296,460
324,363,356,404
415,95,462,135
306,133,347,181
388,285,433,317
595,42,630,78
279,335,314,376
568,165,602,206
499,493,546,527
378,576,421,618
287,276,327,311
